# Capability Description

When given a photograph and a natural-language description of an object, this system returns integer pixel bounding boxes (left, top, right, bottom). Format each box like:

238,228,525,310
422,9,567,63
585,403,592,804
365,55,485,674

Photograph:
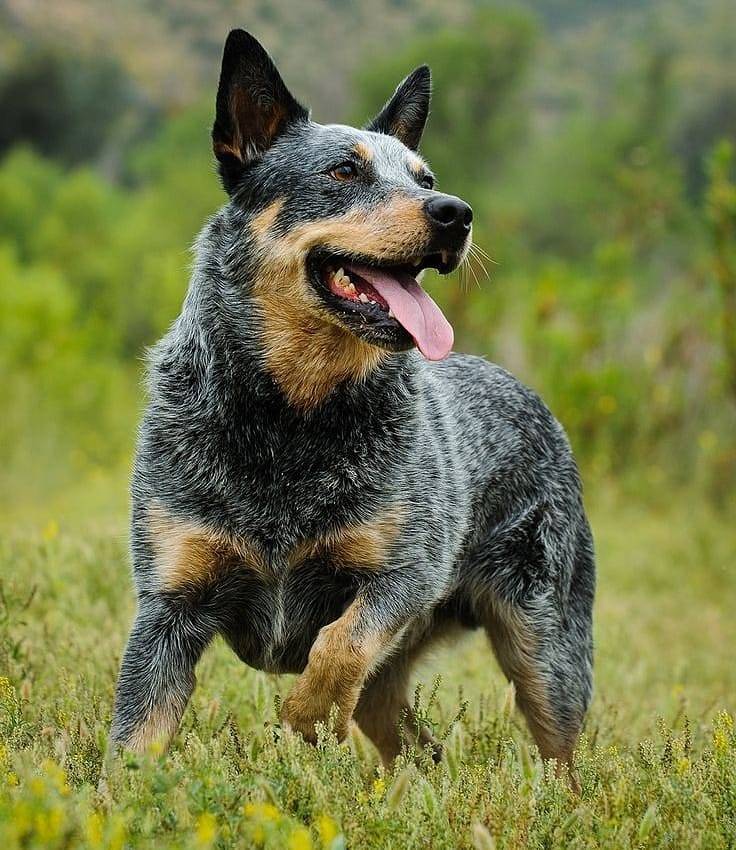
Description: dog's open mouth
317,255,454,361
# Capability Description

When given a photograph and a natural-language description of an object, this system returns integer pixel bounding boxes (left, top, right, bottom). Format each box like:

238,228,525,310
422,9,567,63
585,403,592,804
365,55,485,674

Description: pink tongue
345,264,454,361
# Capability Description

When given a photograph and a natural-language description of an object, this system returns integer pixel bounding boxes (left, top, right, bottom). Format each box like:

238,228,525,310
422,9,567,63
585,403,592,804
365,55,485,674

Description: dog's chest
147,496,404,673
219,555,363,674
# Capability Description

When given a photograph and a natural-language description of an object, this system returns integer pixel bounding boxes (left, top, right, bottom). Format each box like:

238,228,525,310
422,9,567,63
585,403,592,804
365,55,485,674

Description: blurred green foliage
354,9,537,200
0,50,155,173
0,3,735,517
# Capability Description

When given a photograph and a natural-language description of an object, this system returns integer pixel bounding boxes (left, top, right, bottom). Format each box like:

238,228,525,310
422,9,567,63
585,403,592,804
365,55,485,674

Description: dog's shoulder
426,353,555,423
422,352,574,467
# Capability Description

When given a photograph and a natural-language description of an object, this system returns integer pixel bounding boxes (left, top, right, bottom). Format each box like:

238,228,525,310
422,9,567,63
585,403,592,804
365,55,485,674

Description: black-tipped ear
212,29,308,193
366,65,431,151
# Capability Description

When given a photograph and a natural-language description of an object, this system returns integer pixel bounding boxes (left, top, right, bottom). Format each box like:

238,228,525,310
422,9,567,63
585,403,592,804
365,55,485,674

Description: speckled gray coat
110,29,594,768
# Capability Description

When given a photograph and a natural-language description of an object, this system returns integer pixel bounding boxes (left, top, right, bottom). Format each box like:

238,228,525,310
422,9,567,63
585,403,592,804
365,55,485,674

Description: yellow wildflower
34,805,65,843
86,812,104,848
244,801,281,821
42,519,59,542
714,729,728,754
42,759,70,796
372,777,386,799
317,814,338,846
289,826,313,850
195,812,217,847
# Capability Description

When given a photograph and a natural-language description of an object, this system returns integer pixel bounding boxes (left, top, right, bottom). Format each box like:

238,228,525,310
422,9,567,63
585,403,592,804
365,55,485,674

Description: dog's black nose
424,194,473,234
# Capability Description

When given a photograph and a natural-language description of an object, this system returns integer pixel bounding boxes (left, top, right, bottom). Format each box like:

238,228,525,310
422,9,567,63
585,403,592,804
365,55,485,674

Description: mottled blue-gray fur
110,29,594,768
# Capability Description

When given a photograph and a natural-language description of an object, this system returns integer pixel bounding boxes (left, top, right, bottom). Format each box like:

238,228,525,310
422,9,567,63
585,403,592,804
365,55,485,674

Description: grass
0,486,735,849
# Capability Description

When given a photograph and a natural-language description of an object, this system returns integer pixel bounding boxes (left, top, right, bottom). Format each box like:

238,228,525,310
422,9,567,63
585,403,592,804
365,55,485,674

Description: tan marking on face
281,599,391,743
250,198,285,238
126,703,182,755
251,196,429,408
353,141,374,162
147,502,266,591
408,154,427,175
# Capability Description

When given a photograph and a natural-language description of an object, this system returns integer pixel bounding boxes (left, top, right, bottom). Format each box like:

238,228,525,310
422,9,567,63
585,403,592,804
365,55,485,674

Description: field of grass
1,486,735,849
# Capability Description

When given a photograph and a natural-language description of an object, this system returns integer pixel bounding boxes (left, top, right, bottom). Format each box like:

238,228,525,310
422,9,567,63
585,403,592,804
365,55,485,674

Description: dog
110,29,594,774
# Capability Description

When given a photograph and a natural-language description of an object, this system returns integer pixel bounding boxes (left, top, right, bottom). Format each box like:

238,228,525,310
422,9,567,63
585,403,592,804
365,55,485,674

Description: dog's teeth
441,251,449,265
388,308,395,319
358,293,369,303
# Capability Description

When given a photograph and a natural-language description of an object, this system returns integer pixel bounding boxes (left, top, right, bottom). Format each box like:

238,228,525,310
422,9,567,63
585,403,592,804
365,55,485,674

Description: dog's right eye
329,162,359,182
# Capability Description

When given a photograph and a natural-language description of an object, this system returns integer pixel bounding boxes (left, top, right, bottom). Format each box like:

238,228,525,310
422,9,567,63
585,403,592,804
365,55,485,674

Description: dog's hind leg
353,615,466,766
109,596,216,754
353,651,441,767
483,596,591,767
473,529,594,775
467,506,595,780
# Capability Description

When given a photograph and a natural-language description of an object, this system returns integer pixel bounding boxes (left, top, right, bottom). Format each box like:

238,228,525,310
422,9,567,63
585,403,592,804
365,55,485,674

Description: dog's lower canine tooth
388,308,395,319
359,293,368,303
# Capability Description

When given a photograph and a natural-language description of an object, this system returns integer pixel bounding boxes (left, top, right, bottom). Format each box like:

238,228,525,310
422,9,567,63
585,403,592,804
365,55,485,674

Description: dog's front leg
281,571,426,744
110,595,216,754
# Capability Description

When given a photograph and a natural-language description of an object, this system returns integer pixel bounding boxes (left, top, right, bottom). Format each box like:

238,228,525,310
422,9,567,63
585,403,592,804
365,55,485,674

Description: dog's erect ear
212,29,308,192
366,65,431,151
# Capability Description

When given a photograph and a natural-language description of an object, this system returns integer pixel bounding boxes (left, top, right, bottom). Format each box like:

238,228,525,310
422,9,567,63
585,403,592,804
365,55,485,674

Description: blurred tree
706,141,736,402
493,46,689,262
0,48,156,176
674,88,736,199
353,8,536,200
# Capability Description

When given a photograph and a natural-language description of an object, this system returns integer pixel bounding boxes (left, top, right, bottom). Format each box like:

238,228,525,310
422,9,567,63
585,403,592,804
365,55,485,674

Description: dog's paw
280,692,350,745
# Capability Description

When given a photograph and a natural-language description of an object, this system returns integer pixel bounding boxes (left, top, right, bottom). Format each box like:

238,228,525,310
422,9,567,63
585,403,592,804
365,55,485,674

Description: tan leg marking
281,601,390,743
355,682,439,767
148,502,265,591
125,703,183,755
355,618,463,765
485,599,575,764
251,197,429,408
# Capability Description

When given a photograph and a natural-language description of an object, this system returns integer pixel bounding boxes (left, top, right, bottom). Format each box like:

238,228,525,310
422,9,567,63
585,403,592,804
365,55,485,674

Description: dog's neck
178,268,414,422
250,299,390,409
183,213,408,412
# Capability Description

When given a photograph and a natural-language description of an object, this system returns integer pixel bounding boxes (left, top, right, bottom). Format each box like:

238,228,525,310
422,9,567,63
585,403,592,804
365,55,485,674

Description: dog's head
212,30,472,399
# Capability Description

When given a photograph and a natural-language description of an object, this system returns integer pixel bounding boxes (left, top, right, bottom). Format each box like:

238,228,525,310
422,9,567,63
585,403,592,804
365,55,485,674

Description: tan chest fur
147,501,406,592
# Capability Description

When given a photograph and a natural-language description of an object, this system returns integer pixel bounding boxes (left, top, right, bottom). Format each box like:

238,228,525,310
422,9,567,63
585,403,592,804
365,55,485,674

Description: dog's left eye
418,174,435,190
329,162,359,182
